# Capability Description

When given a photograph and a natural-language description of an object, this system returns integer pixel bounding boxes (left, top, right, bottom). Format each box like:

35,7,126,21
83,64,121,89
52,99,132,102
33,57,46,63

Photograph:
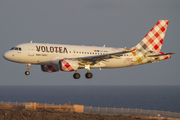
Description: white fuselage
4,43,135,68
3,20,173,79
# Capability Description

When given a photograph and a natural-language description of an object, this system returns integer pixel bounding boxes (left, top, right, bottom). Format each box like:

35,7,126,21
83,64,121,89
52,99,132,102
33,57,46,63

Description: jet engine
59,59,79,72
41,65,59,72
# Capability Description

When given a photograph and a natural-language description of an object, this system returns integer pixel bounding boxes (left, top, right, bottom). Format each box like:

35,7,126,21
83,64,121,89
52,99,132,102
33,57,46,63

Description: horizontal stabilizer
147,53,175,57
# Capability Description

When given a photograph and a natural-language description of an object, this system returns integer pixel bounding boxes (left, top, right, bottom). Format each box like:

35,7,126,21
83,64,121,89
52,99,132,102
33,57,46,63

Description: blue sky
0,0,179,85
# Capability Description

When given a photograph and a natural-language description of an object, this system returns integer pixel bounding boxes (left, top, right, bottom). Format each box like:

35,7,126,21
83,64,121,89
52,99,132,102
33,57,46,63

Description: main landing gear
85,65,93,79
73,65,93,79
85,72,93,79
25,64,31,75
73,72,93,79
73,71,81,79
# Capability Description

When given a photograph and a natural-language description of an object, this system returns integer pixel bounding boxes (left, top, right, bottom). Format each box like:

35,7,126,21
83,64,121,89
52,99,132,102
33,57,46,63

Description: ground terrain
0,108,177,120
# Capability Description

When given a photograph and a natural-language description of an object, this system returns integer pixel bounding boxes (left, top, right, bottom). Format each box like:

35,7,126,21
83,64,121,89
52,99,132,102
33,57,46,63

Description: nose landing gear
25,64,31,75
25,71,30,75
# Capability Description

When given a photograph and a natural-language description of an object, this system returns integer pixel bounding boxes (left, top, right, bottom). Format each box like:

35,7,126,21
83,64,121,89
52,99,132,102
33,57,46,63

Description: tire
73,73,80,79
85,72,93,79
25,71,30,75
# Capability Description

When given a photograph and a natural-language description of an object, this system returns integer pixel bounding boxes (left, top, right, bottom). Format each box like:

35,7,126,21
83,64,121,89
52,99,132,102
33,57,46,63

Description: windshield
10,47,22,51
10,47,15,50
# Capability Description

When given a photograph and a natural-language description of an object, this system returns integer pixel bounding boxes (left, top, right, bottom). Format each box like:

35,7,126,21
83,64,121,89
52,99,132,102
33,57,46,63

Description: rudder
134,20,169,52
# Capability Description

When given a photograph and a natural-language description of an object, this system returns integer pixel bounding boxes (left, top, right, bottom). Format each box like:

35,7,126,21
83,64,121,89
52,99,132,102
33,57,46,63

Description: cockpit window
10,47,15,50
10,47,22,51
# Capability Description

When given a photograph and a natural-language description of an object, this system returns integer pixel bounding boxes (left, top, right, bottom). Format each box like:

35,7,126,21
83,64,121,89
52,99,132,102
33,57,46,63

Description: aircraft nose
3,51,11,60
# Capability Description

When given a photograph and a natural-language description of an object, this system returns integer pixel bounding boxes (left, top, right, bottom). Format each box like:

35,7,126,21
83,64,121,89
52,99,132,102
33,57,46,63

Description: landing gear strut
85,65,93,79
25,64,31,75
73,71,80,79
72,65,93,79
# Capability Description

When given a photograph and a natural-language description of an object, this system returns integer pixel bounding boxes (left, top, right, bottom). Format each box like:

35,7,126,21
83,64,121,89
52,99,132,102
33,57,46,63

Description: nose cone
3,51,11,60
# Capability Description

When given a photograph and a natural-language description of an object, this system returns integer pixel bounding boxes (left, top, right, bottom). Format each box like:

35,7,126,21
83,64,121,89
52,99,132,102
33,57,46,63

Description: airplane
3,20,175,79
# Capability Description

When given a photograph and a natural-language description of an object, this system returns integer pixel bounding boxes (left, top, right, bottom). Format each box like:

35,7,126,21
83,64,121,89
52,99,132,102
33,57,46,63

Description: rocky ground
0,108,176,120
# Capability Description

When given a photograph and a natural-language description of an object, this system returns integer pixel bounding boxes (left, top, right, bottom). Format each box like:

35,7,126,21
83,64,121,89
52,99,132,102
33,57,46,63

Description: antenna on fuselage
103,45,106,47
30,40,33,43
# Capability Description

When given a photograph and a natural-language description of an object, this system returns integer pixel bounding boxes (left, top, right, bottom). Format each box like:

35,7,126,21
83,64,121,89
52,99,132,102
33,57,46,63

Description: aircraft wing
147,52,175,57
67,51,131,65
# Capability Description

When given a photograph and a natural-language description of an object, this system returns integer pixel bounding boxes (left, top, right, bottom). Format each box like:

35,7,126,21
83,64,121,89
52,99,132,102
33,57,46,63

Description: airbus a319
3,20,175,79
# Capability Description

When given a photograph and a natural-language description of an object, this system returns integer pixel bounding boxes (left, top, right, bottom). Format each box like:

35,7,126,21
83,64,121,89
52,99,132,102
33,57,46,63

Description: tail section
134,20,169,52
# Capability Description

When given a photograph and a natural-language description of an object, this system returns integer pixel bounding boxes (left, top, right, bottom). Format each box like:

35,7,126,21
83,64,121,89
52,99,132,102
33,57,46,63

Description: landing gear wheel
73,73,81,79
25,64,31,76
25,71,30,75
85,72,93,79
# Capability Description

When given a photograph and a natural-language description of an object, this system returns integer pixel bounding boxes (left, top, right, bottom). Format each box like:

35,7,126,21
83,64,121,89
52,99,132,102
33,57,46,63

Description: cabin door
28,45,34,56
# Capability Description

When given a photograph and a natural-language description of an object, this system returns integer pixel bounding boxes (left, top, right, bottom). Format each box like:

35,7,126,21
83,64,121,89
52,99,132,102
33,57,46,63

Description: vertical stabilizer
134,20,169,52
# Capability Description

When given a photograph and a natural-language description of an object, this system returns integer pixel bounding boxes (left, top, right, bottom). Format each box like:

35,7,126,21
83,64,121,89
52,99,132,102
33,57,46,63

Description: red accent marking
130,49,136,54
150,28,154,31
144,34,148,37
160,39,163,44
148,38,154,44
65,63,70,68
159,52,164,54
164,56,169,59
70,69,74,71
47,65,52,69
155,32,159,38
156,21,160,25
154,45,159,50
160,27,165,32
166,21,169,25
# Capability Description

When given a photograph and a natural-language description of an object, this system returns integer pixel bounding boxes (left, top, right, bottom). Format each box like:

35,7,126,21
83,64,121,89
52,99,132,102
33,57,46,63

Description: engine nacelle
41,65,59,72
59,59,79,72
